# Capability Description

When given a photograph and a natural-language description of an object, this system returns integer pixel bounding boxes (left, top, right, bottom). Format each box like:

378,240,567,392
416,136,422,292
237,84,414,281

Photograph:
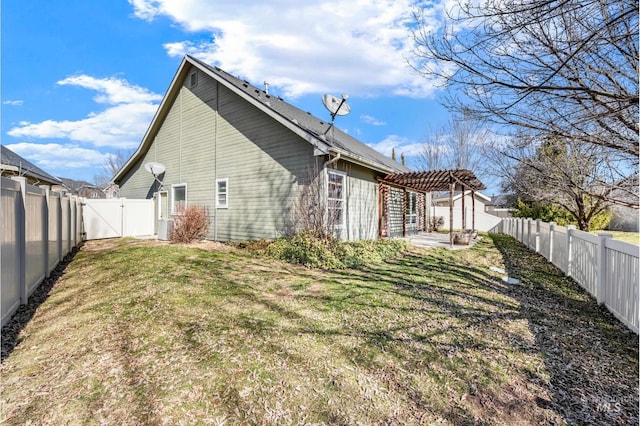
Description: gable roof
114,55,409,183
1,145,62,186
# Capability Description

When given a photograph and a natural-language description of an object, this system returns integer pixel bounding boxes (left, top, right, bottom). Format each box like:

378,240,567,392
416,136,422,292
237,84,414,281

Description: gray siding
340,163,379,241
119,66,318,241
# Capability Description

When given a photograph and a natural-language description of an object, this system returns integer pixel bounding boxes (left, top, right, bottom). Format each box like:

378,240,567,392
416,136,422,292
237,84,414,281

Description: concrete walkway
402,232,481,250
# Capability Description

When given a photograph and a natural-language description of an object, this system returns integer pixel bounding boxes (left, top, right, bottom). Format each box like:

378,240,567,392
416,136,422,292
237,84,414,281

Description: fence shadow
1,246,81,363
488,233,639,424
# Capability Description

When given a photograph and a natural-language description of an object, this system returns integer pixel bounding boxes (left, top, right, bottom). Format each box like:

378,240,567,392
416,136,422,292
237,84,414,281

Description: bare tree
411,0,638,167
291,161,342,239
502,135,632,230
94,149,133,187
419,113,493,186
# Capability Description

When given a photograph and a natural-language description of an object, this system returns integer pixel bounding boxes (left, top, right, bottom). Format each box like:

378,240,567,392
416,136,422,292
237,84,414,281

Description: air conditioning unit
157,219,174,241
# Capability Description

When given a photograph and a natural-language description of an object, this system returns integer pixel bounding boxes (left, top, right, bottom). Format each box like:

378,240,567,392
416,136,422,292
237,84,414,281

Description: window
189,71,198,88
216,178,228,208
327,171,345,228
172,184,187,214
407,192,417,224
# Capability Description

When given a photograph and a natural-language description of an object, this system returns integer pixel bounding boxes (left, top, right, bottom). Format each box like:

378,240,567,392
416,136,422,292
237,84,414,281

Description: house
57,177,106,199
433,190,492,210
484,194,515,218
115,55,434,241
1,145,62,187
430,188,501,232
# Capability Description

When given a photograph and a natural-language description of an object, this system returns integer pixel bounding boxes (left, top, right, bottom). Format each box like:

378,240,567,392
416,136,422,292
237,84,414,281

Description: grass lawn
1,235,638,425
599,230,639,245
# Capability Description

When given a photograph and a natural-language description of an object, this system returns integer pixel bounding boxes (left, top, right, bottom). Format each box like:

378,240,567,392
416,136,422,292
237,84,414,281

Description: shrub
170,205,211,243
429,216,444,232
266,232,409,269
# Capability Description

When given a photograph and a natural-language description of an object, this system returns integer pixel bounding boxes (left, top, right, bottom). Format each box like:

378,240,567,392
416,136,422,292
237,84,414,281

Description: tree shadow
488,233,639,425
1,246,80,363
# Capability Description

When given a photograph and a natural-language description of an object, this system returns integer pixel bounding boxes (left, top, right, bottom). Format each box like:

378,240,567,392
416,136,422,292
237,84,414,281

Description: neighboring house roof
489,194,516,208
432,189,491,204
58,177,104,194
114,55,409,183
0,145,62,186
58,177,99,191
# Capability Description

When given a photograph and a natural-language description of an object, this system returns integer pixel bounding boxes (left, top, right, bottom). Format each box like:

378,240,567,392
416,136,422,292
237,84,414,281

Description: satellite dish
322,93,351,136
322,93,350,117
144,162,166,176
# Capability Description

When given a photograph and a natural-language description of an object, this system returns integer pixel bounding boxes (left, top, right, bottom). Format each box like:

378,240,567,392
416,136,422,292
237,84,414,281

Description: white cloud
360,114,386,126
130,0,446,98
3,100,24,106
57,75,162,104
4,143,110,170
7,75,160,149
367,134,425,157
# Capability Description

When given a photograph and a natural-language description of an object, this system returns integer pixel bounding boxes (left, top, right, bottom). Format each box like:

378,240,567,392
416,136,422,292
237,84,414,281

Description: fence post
39,185,51,279
535,219,541,253
528,218,533,249
596,233,613,305
56,193,63,262
11,177,28,304
549,222,556,264
566,225,576,277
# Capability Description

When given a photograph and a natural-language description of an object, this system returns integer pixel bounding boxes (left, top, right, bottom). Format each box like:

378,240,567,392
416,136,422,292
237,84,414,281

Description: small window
172,184,187,214
327,170,346,228
216,178,228,208
190,71,198,88
407,192,417,224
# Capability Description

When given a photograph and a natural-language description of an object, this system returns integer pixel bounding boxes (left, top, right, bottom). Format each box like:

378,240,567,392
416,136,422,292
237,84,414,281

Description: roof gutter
328,147,403,175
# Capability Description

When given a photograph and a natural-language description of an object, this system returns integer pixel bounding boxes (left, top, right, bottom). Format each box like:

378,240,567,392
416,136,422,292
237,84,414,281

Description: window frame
216,178,229,209
326,169,346,229
171,183,187,215
407,191,418,225
189,71,198,88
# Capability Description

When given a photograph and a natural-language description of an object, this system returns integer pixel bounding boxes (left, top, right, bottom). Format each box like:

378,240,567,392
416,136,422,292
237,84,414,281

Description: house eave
329,147,403,175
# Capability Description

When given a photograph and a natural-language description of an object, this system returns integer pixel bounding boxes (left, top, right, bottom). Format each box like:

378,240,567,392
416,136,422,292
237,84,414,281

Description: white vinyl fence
83,198,154,240
1,177,83,327
495,217,639,334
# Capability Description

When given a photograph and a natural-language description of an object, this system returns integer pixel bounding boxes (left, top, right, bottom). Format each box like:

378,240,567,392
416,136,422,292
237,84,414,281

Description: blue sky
2,0,476,188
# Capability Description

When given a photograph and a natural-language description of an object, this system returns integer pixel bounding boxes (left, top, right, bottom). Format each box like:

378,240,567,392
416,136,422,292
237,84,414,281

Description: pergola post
449,172,454,247
472,190,476,232
461,184,466,231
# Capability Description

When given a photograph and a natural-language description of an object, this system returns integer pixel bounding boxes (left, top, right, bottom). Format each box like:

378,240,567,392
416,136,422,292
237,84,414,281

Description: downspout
323,152,341,168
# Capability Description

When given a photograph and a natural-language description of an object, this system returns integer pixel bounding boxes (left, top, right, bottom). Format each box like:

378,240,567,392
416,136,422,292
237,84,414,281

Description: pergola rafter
379,169,486,247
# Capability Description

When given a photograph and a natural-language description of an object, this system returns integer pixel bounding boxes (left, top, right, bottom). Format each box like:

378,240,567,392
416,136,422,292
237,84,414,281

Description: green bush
266,232,409,269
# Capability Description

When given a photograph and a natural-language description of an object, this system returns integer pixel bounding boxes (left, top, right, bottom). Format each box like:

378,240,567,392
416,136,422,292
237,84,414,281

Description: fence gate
83,198,154,240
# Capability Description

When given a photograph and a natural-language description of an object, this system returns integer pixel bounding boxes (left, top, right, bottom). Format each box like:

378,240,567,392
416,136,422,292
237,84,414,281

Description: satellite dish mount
322,93,350,136
144,162,166,190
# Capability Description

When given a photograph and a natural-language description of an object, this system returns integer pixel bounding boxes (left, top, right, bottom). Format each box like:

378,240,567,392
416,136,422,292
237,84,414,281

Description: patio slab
403,232,481,250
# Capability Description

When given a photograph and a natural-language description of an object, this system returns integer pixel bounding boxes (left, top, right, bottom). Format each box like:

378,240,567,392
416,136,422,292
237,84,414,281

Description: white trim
171,183,187,214
326,169,346,229
216,178,229,209
157,190,169,219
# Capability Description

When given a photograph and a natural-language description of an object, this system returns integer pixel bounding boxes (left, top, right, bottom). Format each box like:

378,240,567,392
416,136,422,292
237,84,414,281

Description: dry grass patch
1,236,637,425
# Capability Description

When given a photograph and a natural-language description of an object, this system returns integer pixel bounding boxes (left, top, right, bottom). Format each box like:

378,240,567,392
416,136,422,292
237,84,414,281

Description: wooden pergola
380,169,487,246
